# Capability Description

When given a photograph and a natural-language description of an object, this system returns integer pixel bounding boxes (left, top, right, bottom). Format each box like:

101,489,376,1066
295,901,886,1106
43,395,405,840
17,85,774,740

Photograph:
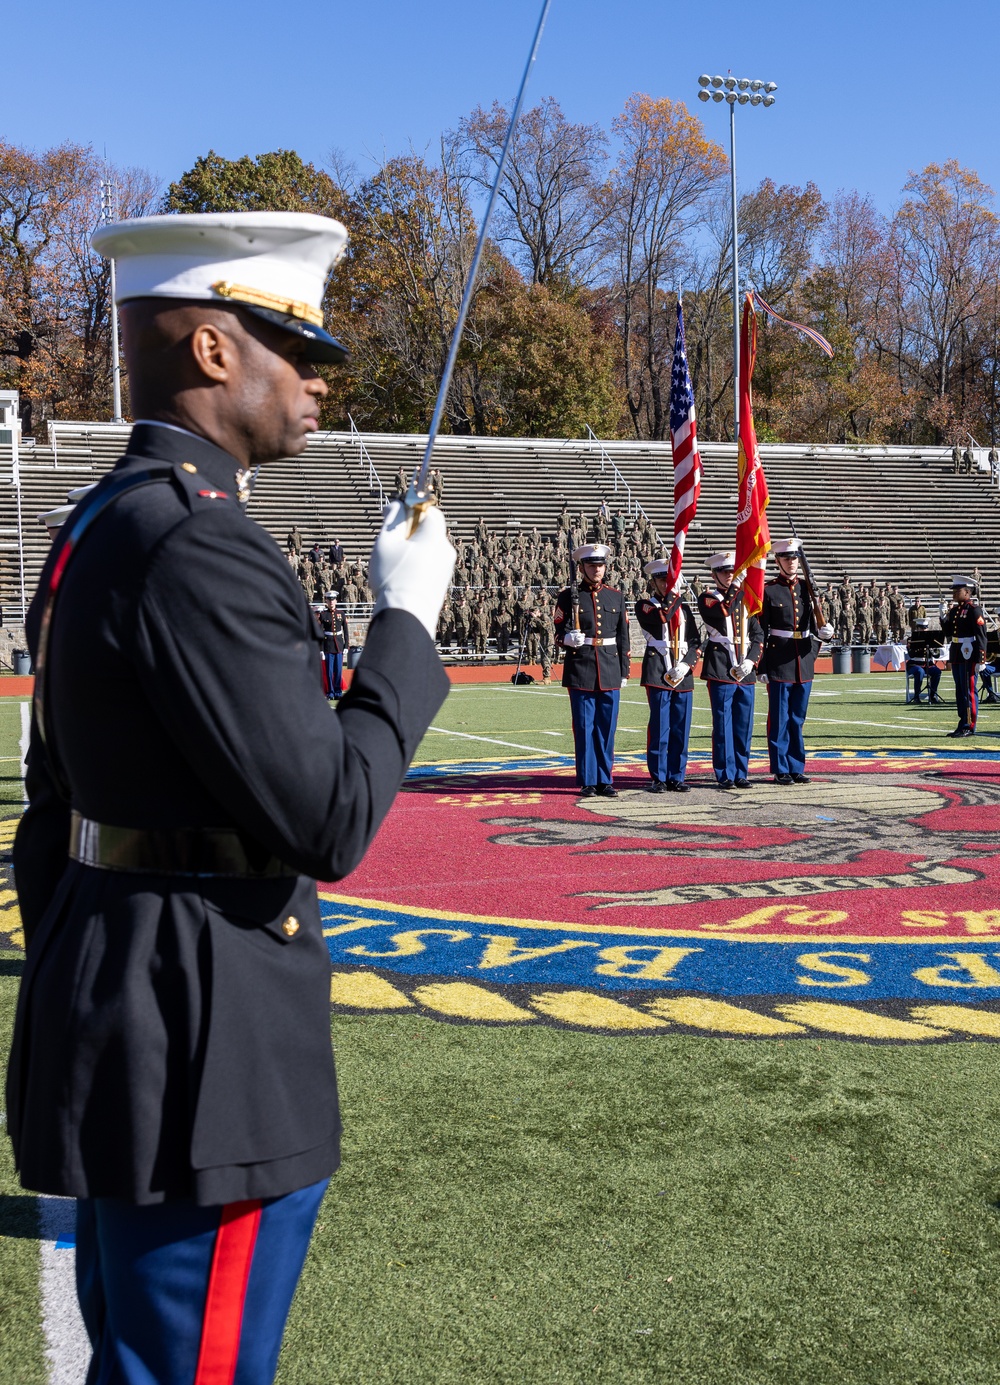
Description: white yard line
38,1196,88,1384
428,727,557,757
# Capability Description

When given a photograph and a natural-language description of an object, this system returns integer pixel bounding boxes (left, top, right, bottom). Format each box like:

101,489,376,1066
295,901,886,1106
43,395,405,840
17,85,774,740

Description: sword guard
403,483,437,538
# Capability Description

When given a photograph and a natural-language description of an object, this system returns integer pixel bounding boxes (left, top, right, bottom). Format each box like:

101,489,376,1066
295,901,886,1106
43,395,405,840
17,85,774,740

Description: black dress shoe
947,728,971,739
791,773,811,784
718,779,734,790
931,696,945,704
668,781,691,793
579,785,596,797
733,778,752,789
774,773,793,785
596,784,618,797
648,780,666,794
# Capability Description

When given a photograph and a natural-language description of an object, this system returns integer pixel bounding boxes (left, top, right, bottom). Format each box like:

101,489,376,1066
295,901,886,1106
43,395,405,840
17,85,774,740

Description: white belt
708,631,737,660
584,637,617,646
768,629,800,640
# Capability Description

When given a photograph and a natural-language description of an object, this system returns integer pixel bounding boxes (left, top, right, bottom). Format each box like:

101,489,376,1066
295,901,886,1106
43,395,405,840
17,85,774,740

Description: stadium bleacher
0,422,997,622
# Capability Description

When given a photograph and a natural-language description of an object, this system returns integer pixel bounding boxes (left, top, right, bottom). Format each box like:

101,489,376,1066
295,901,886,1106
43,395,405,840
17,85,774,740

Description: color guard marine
554,543,630,797
634,559,703,793
698,551,763,789
941,575,988,736
759,538,834,784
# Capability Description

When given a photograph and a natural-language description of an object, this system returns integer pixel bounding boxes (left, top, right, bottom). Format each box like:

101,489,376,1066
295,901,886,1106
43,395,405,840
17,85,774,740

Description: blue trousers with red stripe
707,680,755,783
766,680,812,776
568,688,619,786
77,1178,328,1385
952,655,978,730
645,686,693,784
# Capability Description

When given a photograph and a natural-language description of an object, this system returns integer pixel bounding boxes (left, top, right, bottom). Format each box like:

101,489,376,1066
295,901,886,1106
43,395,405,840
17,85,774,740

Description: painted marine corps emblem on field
485,769,1000,909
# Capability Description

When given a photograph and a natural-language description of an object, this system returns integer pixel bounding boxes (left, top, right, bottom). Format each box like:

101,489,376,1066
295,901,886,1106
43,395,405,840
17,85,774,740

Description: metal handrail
348,415,386,511
584,425,649,522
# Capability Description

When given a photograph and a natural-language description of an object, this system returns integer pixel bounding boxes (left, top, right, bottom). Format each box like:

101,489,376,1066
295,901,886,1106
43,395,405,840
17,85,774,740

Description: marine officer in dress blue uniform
554,544,630,797
941,575,988,736
635,558,703,793
698,551,764,790
759,538,834,784
7,212,456,1384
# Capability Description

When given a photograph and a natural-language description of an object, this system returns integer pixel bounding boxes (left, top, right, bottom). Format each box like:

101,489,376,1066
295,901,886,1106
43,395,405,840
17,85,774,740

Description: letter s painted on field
795,951,872,988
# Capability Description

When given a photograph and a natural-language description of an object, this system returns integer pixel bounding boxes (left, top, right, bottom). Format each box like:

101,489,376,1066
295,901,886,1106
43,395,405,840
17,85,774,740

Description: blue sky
4,0,998,214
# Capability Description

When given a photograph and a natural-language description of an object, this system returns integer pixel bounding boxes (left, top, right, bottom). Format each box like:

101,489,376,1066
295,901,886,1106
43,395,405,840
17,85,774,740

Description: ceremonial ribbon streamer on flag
752,290,834,358
665,301,703,617
734,293,771,615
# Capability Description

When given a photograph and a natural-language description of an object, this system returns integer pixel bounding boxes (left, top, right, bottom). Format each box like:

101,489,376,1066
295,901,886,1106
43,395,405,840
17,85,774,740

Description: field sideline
1,677,999,1383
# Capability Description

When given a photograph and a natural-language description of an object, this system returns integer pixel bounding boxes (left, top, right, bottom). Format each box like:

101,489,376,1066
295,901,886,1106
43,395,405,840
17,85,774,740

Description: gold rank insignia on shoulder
181,463,197,473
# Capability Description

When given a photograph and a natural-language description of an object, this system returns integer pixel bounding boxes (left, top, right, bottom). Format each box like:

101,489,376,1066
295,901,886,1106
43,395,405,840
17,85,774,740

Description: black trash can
13,649,32,675
851,645,871,674
832,646,851,675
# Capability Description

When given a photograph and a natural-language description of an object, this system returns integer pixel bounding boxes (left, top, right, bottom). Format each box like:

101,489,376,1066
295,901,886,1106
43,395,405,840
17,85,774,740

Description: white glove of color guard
733,658,755,679
369,499,456,639
817,623,834,640
620,678,629,689
670,662,691,683
564,629,586,649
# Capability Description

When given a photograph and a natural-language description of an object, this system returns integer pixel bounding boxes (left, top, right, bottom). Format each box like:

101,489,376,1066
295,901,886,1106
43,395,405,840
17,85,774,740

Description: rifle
786,513,827,631
570,552,581,634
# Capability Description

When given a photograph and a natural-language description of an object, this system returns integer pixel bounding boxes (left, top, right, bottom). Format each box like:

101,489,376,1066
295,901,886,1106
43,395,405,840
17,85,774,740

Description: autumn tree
163,150,344,217
0,141,158,431
456,97,610,288
603,95,726,440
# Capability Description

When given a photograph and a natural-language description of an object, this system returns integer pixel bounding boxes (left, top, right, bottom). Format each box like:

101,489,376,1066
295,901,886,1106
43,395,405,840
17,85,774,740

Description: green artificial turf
0,959,46,1385
2,680,999,1383
280,1017,1000,1385
414,673,991,766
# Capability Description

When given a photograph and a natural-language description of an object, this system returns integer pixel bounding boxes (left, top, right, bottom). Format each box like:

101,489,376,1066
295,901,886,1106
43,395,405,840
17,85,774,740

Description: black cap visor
241,304,349,364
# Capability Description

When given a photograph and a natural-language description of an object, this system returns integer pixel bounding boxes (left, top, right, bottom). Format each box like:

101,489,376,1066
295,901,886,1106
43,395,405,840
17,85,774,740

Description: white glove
620,678,629,689
668,662,690,684
730,658,755,679
564,629,586,648
369,499,456,639
817,623,834,640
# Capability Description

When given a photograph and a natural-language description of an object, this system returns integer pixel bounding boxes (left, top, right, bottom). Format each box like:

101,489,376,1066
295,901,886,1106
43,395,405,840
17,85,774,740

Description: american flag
665,302,703,595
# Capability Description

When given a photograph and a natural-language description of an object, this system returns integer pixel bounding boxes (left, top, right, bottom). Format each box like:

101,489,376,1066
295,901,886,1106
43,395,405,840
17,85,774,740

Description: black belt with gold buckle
68,811,297,879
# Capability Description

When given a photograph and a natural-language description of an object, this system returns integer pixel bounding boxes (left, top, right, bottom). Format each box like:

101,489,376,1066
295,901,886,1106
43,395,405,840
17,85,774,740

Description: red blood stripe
194,1199,262,1385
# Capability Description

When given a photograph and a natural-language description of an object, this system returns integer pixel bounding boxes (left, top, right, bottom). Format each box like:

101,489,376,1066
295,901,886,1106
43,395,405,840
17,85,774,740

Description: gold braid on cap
212,281,324,327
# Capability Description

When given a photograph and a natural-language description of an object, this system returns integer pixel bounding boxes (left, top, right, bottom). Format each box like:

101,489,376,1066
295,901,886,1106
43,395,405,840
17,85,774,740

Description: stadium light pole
697,74,776,444
99,179,124,424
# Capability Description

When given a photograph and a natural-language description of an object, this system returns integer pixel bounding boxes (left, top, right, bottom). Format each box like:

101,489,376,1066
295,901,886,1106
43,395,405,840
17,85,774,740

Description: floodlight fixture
693,71,779,448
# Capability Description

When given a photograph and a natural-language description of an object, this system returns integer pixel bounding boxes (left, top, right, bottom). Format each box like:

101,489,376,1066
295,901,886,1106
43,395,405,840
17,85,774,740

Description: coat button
282,916,300,937
181,462,198,473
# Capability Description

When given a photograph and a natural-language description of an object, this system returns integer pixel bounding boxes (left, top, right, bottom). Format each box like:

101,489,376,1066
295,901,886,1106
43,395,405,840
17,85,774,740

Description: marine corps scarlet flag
733,292,770,614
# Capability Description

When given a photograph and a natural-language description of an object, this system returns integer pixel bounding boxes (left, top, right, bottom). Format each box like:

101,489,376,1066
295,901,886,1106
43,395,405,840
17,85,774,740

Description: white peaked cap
952,574,976,588
91,212,349,363
706,550,736,570
771,538,802,556
643,558,672,576
573,543,612,562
